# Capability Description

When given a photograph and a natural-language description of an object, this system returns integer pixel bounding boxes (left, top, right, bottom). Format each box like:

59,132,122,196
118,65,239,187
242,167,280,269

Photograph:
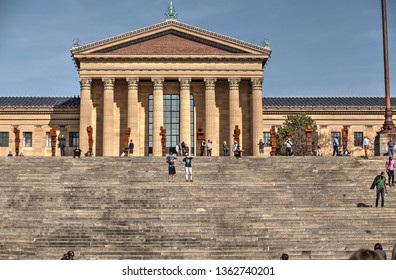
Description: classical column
126,78,139,156
251,78,263,156
79,78,92,154
102,78,115,156
204,78,216,151
152,78,164,156
228,78,241,153
179,78,191,149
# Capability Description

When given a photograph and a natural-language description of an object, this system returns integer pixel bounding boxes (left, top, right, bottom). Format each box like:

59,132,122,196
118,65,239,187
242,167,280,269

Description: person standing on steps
182,153,194,182
386,156,395,187
388,137,395,157
316,143,322,156
232,140,238,157
166,152,176,182
258,139,265,156
285,139,292,156
332,136,339,156
223,141,229,156
206,140,212,156
58,134,66,156
363,136,370,159
200,139,206,156
128,140,134,156
374,171,387,208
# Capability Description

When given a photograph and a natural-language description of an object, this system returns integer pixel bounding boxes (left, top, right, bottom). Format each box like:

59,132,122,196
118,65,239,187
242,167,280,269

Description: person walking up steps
388,137,395,157
182,153,194,182
363,136,370,159
374,171,387,208
386,156,395,187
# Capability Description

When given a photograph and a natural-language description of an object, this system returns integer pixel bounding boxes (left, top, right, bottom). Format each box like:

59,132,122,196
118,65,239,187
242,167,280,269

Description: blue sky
0,0,395,97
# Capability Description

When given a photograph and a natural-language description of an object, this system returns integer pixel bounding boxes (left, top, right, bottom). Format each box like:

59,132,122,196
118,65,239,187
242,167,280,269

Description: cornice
76,54,266,62
262,109,387,116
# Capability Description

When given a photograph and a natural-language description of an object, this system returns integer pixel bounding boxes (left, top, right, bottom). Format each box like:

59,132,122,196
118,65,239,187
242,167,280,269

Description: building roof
262,97,394,107
0,97,80,108
0,96,393,109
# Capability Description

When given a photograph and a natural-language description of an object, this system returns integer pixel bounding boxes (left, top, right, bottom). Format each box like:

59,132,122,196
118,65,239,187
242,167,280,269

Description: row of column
79,77,263,156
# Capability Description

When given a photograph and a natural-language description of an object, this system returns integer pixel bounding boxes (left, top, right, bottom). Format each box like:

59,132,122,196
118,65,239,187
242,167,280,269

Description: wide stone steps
0,156,395,260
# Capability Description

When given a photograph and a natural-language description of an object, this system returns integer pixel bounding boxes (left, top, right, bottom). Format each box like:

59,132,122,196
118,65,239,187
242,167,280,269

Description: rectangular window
263,131,271,146
45,132,51,147
354,132,364,147
69,132,79,147
0,132,9,147
22,132,32,147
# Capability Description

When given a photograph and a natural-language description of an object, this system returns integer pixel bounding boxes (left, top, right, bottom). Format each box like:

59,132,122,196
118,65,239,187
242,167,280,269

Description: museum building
0,6,393,157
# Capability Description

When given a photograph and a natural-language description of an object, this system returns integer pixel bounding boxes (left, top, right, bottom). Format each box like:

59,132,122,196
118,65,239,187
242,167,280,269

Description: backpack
370,175,382,190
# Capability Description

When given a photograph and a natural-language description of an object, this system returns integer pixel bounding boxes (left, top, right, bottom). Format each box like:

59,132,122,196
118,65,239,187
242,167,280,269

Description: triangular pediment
71,20,271,56
94,31,245,55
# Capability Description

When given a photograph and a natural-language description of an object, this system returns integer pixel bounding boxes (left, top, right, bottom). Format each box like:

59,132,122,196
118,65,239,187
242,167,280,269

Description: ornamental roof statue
165,0,178,21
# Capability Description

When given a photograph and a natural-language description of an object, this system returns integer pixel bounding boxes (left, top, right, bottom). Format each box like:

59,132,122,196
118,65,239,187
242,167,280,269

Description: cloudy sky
0,0,395,98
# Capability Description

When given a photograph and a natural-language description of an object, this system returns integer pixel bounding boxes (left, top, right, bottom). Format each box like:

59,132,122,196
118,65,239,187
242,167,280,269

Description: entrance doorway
148,94,194,155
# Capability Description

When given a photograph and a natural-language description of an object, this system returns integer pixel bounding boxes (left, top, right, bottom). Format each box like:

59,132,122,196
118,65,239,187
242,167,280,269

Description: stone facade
71,20,270,156
0,103,80,156
262,106,388,157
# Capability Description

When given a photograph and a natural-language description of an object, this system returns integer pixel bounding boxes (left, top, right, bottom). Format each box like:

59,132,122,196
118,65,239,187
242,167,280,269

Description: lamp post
380,0,393,133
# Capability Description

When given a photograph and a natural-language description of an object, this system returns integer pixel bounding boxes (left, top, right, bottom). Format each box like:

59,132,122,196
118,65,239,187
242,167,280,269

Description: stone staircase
0,156,395,260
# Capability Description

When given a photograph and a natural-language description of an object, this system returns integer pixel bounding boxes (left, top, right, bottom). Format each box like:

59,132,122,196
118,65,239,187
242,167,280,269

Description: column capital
79,78,92,90
126,77,139,90
251,78,263,90
152,78,165,90
102,78,115,90
178,78,192,90
228,78,241,90
204,78,217,90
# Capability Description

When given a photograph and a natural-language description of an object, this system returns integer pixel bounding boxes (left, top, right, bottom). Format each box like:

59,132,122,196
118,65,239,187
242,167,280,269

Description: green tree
276,114,318,156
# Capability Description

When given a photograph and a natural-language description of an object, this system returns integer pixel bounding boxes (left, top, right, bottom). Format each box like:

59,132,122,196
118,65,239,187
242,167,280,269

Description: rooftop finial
165,0,178,21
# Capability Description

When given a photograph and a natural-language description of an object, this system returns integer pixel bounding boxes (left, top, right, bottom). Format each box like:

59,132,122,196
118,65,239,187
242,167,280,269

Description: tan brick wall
0,109,79,157
263,111,385,157
106,34,232,55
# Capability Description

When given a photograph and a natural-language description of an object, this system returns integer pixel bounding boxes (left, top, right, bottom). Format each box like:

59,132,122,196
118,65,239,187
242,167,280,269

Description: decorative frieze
204,78,217,90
